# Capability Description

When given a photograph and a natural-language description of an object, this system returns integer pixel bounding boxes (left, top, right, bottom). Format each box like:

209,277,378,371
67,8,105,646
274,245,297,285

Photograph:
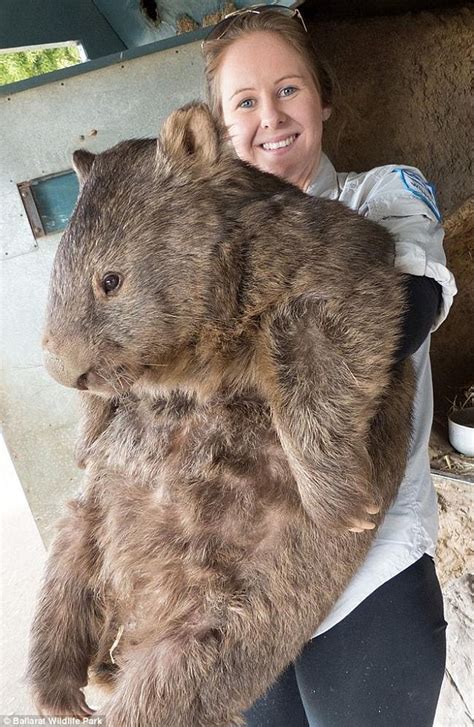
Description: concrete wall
0,41,204,543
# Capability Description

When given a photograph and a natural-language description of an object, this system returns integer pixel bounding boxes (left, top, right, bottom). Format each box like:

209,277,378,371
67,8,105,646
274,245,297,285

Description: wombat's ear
72,150,96,188
157,102,221,172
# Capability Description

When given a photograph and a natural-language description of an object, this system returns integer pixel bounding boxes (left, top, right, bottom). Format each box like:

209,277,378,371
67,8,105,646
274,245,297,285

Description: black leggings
244,555,447,727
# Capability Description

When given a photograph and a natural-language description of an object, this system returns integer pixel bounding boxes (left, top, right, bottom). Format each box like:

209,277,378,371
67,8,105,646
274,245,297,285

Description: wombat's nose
76,372,89,390
43,348,90,390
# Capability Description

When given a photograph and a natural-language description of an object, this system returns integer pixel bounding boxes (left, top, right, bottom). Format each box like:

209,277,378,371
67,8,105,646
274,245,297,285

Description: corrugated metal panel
93,0,295,48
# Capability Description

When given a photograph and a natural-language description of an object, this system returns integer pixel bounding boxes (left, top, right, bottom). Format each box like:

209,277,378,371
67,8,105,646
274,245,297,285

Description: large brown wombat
29,103,414,726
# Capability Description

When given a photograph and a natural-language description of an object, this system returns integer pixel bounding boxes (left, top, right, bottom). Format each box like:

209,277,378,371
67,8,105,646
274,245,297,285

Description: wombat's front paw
347,503,381,533
332,486,382,534
334,453,382,533
32,684,95,720
319,477,381,534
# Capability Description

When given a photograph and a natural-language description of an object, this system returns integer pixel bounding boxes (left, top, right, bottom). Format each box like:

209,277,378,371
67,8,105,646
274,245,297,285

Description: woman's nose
260,100,286,129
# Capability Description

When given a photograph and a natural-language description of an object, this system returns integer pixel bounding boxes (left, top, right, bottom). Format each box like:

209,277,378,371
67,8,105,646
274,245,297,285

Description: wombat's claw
347,504,380,533
348,520,375,533
75,691,96,719
35,689,95,720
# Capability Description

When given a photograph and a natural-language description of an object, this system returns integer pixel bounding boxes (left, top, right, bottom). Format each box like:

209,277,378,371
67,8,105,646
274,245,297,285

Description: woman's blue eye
238,98,254,109
280,86,297,97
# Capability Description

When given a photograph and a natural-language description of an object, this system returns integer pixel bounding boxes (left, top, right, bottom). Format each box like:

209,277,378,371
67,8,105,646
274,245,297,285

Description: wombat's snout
43,333,139,396
42,348,88,390
42,334,92,390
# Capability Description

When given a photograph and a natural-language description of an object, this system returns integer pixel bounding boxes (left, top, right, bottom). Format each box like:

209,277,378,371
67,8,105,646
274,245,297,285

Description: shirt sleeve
357,166,457,331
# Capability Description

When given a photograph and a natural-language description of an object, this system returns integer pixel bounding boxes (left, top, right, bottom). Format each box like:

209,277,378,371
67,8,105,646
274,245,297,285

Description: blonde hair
202,9,333,121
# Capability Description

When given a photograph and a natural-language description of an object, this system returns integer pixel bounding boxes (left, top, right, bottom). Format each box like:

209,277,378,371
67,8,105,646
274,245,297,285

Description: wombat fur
29,102,415,726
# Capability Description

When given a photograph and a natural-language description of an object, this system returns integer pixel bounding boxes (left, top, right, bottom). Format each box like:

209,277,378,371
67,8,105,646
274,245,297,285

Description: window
18,171,80,238
0,42,86,86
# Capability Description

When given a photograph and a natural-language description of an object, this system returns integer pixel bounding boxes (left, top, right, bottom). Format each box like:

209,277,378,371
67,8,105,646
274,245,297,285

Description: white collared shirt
307,154,457,637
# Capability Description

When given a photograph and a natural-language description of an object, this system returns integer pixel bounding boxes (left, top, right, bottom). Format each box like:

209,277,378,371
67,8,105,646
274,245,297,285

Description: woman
201,6,456,727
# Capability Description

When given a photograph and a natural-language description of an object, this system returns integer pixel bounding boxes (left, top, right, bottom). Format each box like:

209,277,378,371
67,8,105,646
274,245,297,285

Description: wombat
29,102,415,726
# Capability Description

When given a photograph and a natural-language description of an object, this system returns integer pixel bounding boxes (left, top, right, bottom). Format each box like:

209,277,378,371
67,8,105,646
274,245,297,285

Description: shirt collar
305,153,339,199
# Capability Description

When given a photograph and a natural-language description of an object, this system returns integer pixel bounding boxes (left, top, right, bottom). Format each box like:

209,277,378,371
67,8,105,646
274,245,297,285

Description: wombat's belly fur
29,103,416,726
32,369,412,726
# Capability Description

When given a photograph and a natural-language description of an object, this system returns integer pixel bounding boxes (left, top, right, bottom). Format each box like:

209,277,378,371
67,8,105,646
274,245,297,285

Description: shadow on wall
313,6,472,215
430,198,474,421
310,6,473,421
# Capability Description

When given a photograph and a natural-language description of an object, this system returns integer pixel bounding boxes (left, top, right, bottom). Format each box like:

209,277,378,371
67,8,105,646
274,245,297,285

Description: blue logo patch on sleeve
392,169,442,222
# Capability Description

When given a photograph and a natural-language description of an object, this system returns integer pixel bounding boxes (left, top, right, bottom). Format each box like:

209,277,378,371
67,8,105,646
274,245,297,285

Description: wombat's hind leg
32,685,96,720
28,500,103,717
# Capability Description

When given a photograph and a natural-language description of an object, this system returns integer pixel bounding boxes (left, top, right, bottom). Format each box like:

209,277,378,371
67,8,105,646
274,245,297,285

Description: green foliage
0,45,82,86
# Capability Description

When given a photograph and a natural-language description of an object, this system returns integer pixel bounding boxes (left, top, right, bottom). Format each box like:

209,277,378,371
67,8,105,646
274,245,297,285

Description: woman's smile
259,133,299,152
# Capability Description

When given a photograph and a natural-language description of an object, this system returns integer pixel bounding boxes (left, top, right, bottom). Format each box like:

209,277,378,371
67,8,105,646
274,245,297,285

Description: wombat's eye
102,273,122,294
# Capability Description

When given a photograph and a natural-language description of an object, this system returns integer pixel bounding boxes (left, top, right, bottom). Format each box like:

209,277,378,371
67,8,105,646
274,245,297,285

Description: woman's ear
322,106,332,121
157,101,222,173
72,150,96,188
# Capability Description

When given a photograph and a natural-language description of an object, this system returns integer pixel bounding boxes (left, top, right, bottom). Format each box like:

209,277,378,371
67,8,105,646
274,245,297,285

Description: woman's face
219,31,330,191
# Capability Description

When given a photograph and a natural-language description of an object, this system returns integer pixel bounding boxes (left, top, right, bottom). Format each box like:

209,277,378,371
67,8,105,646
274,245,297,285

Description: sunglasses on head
202,4,308,46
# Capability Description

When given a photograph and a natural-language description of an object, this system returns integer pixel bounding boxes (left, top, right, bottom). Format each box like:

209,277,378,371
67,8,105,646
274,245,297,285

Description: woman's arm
347,164,457,331
395,274,442,362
